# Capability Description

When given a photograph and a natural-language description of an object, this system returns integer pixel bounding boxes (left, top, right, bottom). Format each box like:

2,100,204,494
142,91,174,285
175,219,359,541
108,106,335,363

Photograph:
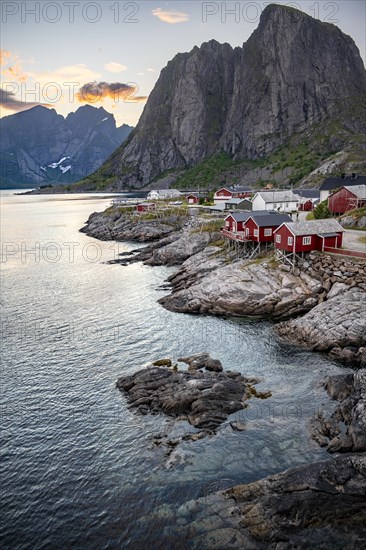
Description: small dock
220,229,250,242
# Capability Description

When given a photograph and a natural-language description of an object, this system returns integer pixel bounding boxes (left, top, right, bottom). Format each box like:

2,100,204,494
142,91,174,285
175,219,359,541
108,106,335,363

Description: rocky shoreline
81,207,366,546
169,452,366,548
119,366,366,548
81,206,366,366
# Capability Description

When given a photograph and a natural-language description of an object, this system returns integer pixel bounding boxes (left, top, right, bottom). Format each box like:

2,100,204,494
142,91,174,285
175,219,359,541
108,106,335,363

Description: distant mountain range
0,105,133,188
73,3,366,193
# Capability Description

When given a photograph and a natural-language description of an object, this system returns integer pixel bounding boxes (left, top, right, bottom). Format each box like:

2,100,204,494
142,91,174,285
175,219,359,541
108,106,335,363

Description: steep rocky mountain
0,105,132,188
80,3,365,192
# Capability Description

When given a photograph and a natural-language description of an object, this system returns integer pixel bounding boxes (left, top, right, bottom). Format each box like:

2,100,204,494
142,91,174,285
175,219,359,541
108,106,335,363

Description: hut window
276,235,281,243
264,228,272,236
303,236,311,245
288,237,293,245
254,229,259,237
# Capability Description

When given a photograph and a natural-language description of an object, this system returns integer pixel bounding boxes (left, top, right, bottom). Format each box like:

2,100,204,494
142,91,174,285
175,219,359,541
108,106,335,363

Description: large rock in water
92,4,366,188
116,362,267,432
275,288,366,365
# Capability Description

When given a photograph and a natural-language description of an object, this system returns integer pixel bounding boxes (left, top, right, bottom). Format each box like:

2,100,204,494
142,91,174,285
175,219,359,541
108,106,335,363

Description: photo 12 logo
1,2,140,24
2,80,144,107
1,240,127,264
201,2,340,24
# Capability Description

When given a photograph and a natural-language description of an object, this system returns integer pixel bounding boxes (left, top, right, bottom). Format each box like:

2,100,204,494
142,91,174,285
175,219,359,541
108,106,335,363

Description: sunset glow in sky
1,1,365,126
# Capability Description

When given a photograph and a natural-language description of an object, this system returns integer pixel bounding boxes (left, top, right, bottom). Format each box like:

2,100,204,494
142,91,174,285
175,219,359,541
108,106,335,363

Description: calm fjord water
0,191,348,548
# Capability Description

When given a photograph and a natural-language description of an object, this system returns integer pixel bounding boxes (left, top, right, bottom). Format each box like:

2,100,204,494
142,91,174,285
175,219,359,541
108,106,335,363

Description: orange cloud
0,49,28,82
0,49,12,65
76,81,147,103
152,8,189,24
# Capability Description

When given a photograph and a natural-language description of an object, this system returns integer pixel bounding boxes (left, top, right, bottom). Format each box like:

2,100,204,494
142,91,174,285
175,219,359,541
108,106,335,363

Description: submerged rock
116,362,268,433
152,358,172,367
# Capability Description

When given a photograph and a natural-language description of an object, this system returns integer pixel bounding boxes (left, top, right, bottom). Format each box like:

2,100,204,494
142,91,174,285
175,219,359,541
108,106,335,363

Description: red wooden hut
186,193,199,204
185,193,207,204
224,211,253,232
243,213,292,242
328,185,366,215
136,202,156,213
214,186,252,202
298,198,315,211
274,219,344,254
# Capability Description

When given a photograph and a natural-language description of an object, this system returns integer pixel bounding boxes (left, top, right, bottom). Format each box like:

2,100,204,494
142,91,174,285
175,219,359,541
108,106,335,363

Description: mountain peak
0,105,133,187
261,3,306,18
94,7,365,191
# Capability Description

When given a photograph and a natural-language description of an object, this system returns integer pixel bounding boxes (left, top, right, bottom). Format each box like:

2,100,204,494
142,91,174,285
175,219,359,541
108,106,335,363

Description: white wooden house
251,190,299,212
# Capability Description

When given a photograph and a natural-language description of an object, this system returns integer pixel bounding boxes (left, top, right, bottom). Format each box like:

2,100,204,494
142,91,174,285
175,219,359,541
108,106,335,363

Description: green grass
171,118,366,192
135,205,189,221
340,207,366,220
242,250,275,267
174,152,265,190
190,219,224,233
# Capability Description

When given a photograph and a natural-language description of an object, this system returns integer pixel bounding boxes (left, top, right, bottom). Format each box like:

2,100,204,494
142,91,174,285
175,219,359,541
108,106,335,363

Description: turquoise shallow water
0,190,348,548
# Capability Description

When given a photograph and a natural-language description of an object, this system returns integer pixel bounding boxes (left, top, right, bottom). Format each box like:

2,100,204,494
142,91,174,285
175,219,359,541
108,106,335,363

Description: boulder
178,353,223,372
275,288,366,365
310,370,366,453
116,363,270,435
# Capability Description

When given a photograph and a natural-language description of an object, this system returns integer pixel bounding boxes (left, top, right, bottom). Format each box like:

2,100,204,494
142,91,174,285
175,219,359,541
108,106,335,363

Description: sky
1,1,365,126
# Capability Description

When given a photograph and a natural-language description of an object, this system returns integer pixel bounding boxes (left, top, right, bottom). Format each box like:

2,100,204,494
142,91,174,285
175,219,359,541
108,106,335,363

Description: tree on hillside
313,200,331,219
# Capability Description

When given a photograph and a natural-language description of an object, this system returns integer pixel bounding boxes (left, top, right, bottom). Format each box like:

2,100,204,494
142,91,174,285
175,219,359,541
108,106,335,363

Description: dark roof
227,186,252,193
225,198,252,204
320,176,366,191
294,189,320,199
226,211,253,222
185,192,207,198
249,213,293,227
226,210,277,222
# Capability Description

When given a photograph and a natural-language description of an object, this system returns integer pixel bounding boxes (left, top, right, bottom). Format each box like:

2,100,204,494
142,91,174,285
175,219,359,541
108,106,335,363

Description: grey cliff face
104,4,366,187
